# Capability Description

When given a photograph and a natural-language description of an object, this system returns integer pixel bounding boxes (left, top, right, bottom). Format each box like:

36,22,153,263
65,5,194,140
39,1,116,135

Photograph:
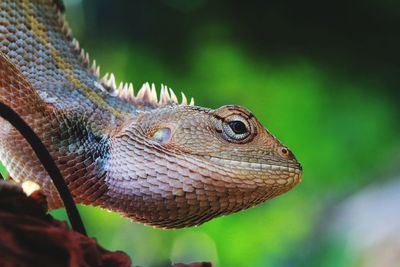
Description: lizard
0,0,303,228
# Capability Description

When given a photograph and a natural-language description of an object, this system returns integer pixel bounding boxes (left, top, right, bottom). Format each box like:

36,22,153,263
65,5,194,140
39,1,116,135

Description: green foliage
0,164,8,179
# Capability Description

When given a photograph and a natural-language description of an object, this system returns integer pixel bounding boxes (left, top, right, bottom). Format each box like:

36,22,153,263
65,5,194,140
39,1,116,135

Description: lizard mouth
201,155,304,187
205,156,303,174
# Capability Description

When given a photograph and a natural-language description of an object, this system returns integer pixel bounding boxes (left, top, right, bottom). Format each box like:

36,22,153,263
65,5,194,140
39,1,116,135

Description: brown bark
0,181,212,267
0,181,131,267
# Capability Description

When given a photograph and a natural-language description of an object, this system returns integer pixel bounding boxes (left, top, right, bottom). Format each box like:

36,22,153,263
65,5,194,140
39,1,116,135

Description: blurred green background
2,0,400,266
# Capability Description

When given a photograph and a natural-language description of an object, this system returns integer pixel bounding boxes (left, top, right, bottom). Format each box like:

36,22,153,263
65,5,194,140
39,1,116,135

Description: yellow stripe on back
21,0,123,118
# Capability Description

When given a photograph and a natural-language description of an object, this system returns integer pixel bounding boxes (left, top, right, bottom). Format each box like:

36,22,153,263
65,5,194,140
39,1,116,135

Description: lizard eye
213,105,257,144
222,115,252,142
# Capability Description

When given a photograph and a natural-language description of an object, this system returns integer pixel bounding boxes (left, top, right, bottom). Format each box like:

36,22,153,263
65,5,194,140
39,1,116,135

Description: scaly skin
0,0,302,228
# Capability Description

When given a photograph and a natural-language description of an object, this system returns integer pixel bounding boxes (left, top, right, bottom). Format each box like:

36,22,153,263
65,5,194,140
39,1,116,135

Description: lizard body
0,0,302,228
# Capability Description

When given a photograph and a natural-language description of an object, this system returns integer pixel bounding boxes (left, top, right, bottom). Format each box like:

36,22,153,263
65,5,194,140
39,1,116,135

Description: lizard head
108,104,302,228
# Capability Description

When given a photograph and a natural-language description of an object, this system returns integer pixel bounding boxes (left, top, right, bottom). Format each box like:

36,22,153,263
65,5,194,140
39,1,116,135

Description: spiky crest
52,0,65,13
93,56,194,107
60,13,195,108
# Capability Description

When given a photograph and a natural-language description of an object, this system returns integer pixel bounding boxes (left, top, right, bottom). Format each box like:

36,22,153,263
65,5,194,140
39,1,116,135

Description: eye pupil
228,121,247,134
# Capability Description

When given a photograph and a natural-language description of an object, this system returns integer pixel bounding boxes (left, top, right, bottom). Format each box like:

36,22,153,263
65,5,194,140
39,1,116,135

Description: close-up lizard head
107,96,303,228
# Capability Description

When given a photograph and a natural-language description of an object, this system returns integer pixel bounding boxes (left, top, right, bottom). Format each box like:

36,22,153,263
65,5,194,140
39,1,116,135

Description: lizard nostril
278,147,293,159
